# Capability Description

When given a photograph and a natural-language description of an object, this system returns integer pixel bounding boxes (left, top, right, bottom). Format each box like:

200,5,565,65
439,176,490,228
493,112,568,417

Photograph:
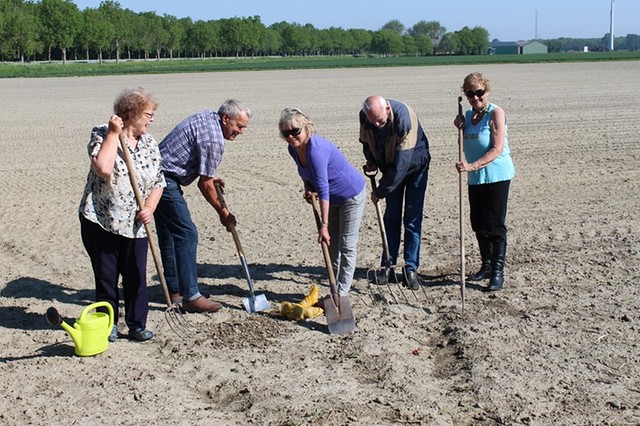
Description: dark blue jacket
359,99,430,198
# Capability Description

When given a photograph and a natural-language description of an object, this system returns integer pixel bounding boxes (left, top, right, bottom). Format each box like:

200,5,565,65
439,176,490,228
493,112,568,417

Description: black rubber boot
487,242,506,291
468,238,491,281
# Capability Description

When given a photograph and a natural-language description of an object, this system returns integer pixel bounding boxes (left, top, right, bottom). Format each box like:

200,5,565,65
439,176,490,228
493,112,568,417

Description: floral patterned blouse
79,124,166,238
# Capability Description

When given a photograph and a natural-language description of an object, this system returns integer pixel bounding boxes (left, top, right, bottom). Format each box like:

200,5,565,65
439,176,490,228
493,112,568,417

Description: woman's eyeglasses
465,89,486,98
281,127,302,137
144,112,155,119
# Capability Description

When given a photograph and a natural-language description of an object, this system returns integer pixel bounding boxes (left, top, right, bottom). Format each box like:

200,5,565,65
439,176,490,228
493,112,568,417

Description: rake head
164,304,196,340
366,264,428,307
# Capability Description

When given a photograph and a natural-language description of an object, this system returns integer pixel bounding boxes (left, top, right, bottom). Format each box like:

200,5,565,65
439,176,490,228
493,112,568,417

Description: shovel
214,183,270,313
310,194,356,334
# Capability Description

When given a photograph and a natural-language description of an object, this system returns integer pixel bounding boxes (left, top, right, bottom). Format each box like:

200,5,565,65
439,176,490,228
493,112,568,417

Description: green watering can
46,302,114,357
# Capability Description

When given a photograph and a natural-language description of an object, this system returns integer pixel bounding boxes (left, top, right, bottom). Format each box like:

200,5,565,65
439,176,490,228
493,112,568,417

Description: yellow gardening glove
280,286,324,321
280,301,296,318
280,301,304,320
289,304,305,320
292,304,324,320
302,306,324,319
298,284,319,309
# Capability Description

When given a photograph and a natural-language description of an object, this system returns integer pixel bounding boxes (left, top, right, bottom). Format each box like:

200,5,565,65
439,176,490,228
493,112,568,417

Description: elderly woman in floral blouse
79,87,165,342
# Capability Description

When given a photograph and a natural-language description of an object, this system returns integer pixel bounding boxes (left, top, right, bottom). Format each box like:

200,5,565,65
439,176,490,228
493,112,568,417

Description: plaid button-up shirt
159,110,225,186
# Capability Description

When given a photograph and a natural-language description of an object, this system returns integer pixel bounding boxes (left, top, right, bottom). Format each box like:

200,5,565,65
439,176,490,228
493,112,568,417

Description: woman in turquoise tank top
454,72,515,291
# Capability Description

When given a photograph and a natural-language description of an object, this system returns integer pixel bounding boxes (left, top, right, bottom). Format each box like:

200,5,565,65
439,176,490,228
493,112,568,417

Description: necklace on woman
472,103,490,123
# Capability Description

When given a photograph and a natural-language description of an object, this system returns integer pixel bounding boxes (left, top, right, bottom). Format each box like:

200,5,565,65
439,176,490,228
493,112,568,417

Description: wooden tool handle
214,182,244,256
310,194,339,301
365,171,391,267
456,97,466,312
118,133,172,307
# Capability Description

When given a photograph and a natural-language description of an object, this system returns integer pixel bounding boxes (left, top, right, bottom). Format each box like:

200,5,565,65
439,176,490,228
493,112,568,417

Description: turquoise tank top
464,103,515,185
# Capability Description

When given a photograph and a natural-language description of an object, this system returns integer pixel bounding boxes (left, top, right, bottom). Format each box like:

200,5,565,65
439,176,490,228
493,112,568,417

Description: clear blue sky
71,0,637,41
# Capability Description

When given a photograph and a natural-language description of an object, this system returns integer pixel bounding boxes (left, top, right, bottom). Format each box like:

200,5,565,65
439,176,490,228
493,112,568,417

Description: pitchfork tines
366,263,428,306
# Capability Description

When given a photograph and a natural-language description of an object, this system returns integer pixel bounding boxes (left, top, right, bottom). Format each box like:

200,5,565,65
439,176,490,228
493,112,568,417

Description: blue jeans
153,177,203,301
327,188,366,295
383,165,429,272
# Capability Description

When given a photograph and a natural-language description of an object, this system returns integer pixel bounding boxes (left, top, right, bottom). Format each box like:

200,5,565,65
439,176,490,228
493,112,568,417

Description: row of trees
0,0,490,62
546,34,640,52
1,0,637,63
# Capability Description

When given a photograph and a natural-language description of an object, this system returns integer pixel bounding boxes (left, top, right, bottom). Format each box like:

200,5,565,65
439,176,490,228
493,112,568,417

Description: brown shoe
169,292,181,304
170,290,211,305
181,296,222,313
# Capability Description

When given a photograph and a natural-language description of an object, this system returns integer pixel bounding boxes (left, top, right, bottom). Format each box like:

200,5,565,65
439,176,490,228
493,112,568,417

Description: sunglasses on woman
465,89,486,98
281,127,302,137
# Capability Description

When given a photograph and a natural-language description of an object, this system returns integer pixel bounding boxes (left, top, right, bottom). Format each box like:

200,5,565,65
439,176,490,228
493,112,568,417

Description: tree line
1,0,637,64
0,0,489,63
546,34,639,53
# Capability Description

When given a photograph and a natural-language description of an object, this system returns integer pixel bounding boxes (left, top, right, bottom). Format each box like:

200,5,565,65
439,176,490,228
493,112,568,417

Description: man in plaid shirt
154,99,252,313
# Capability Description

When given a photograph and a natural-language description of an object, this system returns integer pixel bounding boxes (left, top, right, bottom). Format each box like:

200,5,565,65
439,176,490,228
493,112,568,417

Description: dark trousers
468,180,511,244
80,216,149,331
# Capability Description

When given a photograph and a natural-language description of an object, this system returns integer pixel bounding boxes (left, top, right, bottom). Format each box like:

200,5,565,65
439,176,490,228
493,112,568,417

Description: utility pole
609,0,615,51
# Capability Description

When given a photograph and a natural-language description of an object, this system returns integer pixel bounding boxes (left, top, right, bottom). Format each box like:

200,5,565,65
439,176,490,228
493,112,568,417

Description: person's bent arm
91,115,123,178
137,187,163,225
197,175,236,231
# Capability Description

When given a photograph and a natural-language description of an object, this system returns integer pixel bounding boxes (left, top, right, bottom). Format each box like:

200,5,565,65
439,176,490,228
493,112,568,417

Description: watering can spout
45,302,114,357
46,306,84,351
60,320,83,352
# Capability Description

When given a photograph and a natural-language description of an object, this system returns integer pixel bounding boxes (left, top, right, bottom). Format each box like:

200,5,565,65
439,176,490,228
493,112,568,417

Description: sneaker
129,328,154,342
405,270,421,291
108,325,118,342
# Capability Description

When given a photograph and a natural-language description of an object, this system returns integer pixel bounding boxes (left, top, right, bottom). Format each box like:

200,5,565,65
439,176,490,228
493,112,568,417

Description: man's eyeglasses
144,112,155,119
465,89,486,98
281,127,302,137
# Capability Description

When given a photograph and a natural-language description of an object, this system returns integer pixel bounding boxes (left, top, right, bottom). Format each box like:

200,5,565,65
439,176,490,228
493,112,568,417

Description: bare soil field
0,61,638,425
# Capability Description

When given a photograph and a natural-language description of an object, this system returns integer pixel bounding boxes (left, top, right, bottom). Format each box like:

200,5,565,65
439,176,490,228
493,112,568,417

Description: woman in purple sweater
279,108,366,296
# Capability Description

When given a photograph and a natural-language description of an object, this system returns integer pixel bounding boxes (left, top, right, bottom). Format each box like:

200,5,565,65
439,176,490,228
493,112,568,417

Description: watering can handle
80,301,114,333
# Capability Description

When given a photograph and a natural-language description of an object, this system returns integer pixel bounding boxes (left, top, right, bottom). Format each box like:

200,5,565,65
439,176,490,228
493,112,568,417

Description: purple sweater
288,134,365,205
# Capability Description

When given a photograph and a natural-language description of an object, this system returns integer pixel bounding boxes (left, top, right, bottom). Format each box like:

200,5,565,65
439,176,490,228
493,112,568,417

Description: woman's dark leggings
468,180,511,244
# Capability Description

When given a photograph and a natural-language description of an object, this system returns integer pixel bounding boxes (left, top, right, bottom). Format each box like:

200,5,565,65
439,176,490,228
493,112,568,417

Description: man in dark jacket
360,95,431,290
